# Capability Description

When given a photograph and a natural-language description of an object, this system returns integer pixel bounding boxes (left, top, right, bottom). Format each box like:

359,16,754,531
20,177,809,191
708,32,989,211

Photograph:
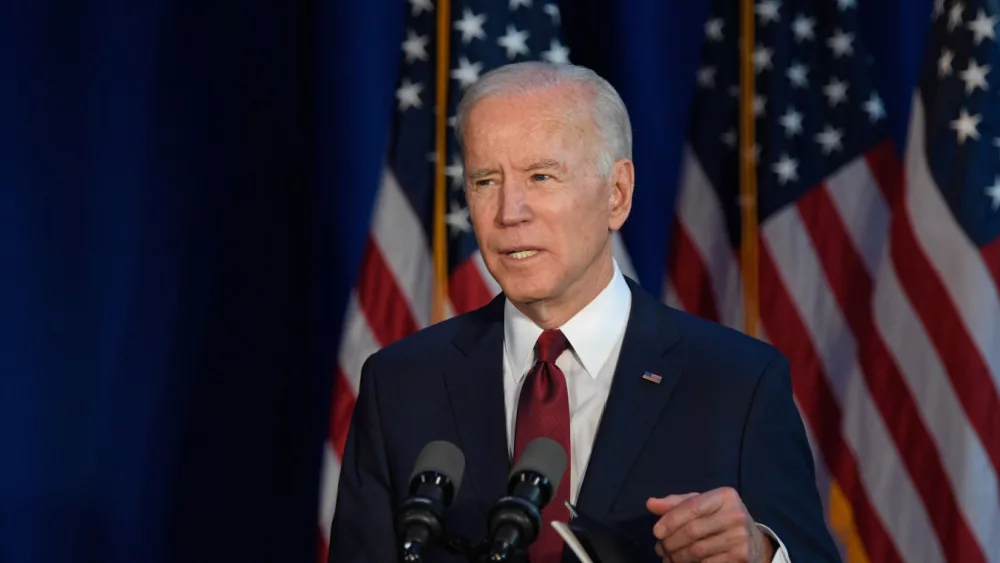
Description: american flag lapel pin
641,371,663,384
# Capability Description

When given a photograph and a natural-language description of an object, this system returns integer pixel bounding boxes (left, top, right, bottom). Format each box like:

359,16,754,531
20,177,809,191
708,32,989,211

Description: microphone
485,437,568,562
396,440,466,562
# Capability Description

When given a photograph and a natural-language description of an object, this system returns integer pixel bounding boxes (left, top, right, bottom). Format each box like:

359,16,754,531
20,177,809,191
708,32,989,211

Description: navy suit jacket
328,278,841,562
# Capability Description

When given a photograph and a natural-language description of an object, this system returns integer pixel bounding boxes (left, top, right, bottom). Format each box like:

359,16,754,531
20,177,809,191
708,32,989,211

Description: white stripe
763,209,945,563
676,146,743,329
371,168,433,329
663,279,683,311
318,443,342,543
874,250,1000,559
338,292,382,395
905,95,1000,386
825,155,1000,560
824,158,891,275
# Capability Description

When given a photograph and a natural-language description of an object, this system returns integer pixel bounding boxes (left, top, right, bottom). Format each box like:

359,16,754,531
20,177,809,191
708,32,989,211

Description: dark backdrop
0,1,931,562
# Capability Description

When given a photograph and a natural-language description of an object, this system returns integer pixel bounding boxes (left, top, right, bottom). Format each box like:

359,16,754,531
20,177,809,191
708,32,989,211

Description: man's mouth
506,249,539,260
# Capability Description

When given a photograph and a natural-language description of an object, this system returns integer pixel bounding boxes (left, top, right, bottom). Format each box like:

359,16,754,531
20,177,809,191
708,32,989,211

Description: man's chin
497,284,551,306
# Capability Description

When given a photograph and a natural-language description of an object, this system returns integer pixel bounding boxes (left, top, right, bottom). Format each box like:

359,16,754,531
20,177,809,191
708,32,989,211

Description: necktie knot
535,329,569,364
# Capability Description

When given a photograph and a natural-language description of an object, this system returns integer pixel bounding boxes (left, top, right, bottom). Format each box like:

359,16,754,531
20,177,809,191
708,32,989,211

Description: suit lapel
575,278,682,521
443,295,510,511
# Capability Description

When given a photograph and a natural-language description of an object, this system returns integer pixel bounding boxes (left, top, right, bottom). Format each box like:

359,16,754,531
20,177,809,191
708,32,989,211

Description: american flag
666,0,1000,561
316,0,599,559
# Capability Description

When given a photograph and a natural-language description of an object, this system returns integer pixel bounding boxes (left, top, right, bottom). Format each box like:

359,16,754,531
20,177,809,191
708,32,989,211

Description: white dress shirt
501,259,791,562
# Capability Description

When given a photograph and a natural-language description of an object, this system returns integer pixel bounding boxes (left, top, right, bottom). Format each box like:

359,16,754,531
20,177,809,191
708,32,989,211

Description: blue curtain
0,1,932,562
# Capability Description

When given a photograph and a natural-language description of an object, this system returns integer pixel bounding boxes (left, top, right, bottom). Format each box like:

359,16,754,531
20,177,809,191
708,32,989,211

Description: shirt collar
504,259,632,382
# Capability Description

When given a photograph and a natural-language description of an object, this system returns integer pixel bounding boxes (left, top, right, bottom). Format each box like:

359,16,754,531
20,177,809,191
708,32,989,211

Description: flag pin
641,371,663,384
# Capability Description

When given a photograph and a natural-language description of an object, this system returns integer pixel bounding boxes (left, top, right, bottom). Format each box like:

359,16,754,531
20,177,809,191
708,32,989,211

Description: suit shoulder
665,305,784,376
363,297,500,372
365,314,466,368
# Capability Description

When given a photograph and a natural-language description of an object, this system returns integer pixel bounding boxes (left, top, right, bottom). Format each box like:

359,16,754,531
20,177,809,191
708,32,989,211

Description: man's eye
474,179,494,187
532,174,551,181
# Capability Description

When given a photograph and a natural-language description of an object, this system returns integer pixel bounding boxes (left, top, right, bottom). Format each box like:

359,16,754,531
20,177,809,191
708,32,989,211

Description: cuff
755,523,790,563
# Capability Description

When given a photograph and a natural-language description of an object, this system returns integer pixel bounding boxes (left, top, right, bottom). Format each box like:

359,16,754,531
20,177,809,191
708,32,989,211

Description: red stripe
982,236,1000,296
449,257,494,315
868,149,1000,487
796,179,986,562
667,218,722,322
329,367,357,459
356,235,419,345
758,244,902,563
317,530,328,563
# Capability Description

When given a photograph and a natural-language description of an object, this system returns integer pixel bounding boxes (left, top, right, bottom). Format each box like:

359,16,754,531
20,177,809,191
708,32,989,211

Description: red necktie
513,329,572,563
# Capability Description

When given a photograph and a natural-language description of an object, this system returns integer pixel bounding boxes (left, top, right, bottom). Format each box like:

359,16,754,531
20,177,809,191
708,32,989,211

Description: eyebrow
524,159,562,171
467,168,499,180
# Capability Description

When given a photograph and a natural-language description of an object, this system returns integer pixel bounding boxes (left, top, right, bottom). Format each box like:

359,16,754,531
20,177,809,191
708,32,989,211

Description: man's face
461,84,632,311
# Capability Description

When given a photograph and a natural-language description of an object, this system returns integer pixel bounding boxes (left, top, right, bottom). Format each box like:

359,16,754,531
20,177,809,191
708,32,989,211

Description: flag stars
772,154,799,185
837,0,856,10
779,108,803,137
792,15,815,42
827,29,854,58
509,0,532,9
754,94,767,117
543,4,561,25
787,62,809,88
722,129,737,148
824,78,849,106
498,25,530,59
756,0,781,25
951,108,981,143
960,60,990,93
863,93,886,122
949,2,964,32
452,56,482,89
446,202,472,234
933,0,945,19
705,17,725,41
454,8,487,44
402,30,429,64
698,66,716,88
409,0,433,16
754,45,774,72
541,39,570,64
445,155,464,189
396,78,423,111
967,9,997,45
986,176,1000,210
939,49,954,77
815,126,844,154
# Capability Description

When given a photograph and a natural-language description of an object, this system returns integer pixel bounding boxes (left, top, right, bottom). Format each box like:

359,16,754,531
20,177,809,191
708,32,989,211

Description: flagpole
432,0,451,324
739,0,760,338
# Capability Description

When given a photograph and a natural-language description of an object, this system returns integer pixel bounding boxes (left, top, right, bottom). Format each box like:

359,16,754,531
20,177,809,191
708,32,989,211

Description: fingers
652,490,727,539
659,505,743,553
646,492,699,516
665,526,752,563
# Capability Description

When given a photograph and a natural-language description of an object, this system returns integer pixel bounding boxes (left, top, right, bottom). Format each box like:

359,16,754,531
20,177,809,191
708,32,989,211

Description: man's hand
645,487,775,563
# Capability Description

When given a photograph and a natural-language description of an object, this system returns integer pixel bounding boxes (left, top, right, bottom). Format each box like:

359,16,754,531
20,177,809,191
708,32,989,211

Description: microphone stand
442,534,527,563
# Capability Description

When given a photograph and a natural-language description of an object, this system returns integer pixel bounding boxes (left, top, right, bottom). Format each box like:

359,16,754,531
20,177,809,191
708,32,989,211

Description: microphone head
410,440,466,496
510,437,568,493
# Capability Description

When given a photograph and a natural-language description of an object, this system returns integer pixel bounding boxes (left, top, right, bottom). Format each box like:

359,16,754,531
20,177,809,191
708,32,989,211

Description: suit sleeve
739,351,843,562
328,355,398,562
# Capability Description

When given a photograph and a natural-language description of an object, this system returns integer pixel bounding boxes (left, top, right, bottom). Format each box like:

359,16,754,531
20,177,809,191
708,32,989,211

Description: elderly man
329,62,840,563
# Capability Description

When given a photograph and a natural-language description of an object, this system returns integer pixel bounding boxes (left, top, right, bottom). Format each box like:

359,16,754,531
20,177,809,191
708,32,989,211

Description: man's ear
608,158,635,231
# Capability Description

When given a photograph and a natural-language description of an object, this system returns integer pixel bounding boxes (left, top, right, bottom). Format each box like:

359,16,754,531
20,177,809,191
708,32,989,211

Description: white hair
453,61,632,177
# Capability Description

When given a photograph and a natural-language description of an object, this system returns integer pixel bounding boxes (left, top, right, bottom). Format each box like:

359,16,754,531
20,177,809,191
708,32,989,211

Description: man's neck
511,253,616,330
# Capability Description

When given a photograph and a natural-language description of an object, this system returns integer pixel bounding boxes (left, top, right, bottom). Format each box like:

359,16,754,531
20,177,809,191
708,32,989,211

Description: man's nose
497,180,531,226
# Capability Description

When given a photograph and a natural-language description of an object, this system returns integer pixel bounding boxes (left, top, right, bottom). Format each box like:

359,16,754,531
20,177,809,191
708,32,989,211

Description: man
329,62,841,562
